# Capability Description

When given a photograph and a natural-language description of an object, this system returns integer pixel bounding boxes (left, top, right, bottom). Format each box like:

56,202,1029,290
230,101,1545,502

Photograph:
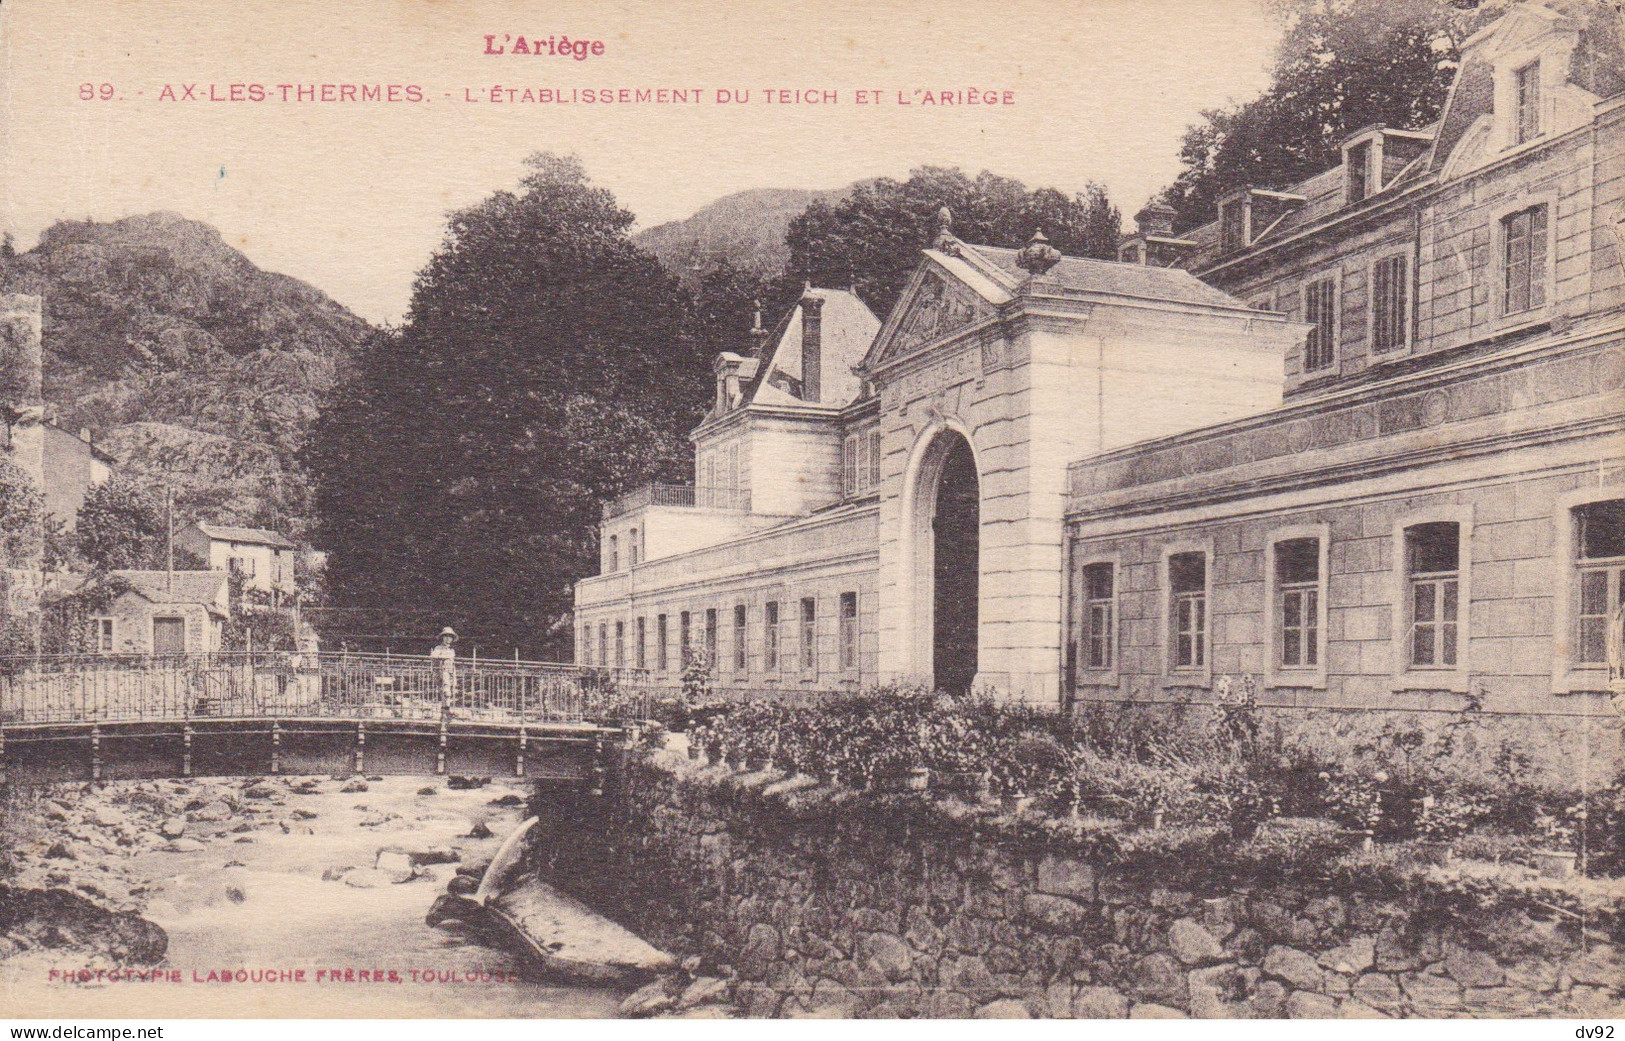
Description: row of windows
582,592,862,675
1284,202,1548,375
1072,500,1624,684
605,528,644,572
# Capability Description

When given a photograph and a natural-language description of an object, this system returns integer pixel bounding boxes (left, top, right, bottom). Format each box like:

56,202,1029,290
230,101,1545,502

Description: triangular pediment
863,256,1004,369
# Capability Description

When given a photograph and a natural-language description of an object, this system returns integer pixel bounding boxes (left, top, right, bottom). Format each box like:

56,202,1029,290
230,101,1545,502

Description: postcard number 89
79,83,116,100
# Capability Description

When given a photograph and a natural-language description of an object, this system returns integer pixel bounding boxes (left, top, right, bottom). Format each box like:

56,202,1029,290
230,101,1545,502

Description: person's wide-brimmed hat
439,627,458,641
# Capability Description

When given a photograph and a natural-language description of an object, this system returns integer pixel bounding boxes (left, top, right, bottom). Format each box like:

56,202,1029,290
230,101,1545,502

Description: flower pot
1535,849,1577,879
903,767,931,792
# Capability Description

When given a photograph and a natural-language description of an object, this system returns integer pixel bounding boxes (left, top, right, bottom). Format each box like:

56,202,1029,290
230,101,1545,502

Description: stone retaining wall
536,751,1624,1019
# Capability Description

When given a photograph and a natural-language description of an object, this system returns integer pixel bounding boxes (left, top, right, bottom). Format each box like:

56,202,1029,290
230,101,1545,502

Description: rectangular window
855,434,870,493
839,592,858,670
1081,563,1114,670
1406,523,1460,668
680,611,692,666
1372,254,1408,354
635,617,647,670
607,535,618,573
1503,205,1548,315
597,623,607,668
628,528,639,567
764,601,780,671
704,608,718,664
1169,552,1207,670
581,626,592,665
1346,141,1370,204
868,429,881,488
1303,277,1337,371
843,434,858,497
657,614,668,671
614,621,625,668
1220,199,1245,253
93,617,114,654
1516,60,1541,144
733,604,747,672
1575,500,1625,665
800,597,817,673
1275,539,1321,668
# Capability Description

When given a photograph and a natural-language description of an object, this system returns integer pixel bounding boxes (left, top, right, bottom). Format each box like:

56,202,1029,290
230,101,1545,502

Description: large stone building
576,0,1625,715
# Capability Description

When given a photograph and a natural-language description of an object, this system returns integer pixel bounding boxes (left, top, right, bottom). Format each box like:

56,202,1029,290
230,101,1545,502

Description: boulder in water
620,980,678,1018
160,819,187,839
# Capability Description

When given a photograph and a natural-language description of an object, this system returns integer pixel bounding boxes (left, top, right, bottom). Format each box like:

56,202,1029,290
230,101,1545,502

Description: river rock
446,874,480,896
408,847,460,866
291,809,319,820
0,885,167,964
164,838,206,853
160,819,187,839
466,821,494,839
490,879,677,985
417,787,438,796
376,850,415,875
89,807,127,828
488,794,525,807
677,976,730,1009
340,779,369,793
340,868,404,888
619,980,676,1017
243,785,276,800
448,776,489,790
44,841,76,860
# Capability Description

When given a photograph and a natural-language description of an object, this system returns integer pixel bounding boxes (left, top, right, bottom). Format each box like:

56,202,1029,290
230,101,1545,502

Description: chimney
1135,203,1176,238
799,284,823,403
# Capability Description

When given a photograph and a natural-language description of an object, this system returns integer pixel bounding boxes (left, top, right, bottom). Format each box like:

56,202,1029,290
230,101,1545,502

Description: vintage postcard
1,0,1623,1025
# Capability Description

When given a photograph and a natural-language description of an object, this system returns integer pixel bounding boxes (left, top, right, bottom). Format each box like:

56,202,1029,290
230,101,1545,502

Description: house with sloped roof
48,570,231,656
175,522,298,597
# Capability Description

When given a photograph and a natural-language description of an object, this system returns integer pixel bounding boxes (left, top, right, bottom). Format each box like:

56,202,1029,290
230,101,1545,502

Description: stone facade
1068,2,1625,717
542,753,1624,1018
578,1,1625,712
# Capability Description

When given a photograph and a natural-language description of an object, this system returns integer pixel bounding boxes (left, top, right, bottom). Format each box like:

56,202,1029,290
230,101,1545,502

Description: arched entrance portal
929,435,980,694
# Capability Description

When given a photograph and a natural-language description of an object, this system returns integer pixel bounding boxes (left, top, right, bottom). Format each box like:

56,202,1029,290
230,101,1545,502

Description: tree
784,166,1121,317
1158,0,1504,233
76,473,168,571
0,456,44,566
304,154,704,658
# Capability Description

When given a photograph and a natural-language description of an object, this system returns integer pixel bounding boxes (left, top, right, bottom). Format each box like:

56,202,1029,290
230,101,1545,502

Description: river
0,774,623,1018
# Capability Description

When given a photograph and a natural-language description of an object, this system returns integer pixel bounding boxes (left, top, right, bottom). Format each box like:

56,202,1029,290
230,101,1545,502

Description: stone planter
1534,849,1577,878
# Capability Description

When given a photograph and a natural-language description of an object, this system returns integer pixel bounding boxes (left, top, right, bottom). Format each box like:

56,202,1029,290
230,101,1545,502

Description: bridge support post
515,727,526,778
90,725,101,783
182,725,193,778
437,719,447,775
270,721,281,775
354,721,366,775
590,732,605,797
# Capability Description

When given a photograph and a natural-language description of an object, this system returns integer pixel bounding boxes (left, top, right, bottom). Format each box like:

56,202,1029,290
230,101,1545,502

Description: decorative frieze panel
878,271,995,363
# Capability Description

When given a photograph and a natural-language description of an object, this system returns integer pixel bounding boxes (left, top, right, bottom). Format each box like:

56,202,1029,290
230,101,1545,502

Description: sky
0,0,1281,324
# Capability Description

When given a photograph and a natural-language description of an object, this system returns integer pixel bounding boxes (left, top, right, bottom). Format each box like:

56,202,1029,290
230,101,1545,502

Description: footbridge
0,653,660,787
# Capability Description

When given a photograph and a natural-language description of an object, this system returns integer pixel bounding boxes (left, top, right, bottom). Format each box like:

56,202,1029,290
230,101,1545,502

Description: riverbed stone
676,976,729,1009
159,819,187,839
1168,918,1224,965
974,998,1031,1018
164,838,205,853
1263,945,1323,990
1286,991,1338,1018
859,931,913,982
1071,984,1130,1018
192,801,232,822
1130,1003,1188,1019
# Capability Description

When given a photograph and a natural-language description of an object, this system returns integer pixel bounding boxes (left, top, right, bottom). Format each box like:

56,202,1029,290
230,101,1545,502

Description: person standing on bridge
431,627,457,714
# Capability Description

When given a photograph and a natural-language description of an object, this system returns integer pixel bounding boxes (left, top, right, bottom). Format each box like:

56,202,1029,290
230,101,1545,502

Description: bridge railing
0,652,656,726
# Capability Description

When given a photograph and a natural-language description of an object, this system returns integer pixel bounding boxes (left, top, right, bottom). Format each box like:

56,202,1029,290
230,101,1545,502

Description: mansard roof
743,287,879,411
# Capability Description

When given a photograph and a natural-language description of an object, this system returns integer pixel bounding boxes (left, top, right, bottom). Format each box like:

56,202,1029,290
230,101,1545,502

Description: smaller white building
176,522,298,597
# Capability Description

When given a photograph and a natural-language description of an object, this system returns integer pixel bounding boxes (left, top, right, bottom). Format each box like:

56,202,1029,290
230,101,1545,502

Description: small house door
152,617,186,656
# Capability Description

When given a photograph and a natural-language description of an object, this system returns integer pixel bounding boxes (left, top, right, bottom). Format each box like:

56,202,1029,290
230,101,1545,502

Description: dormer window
1346,141,1371,205
1515,60,1541,144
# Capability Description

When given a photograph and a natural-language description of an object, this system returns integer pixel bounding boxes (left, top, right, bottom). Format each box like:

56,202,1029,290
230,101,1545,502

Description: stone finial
1015,229,1062,276
933,206,954,250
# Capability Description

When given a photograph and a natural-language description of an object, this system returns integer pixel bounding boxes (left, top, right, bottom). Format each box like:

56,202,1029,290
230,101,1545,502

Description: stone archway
900,426,980,693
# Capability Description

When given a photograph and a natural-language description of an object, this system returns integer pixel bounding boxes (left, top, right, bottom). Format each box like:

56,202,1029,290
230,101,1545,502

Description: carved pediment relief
877,270,994,363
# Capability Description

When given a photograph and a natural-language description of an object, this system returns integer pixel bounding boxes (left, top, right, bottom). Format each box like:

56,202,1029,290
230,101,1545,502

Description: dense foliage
785,167,1121,317
0,456,44,566
0,213,370,537
304,154,708,657
689,682,1625,878
1158,0,1501,233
